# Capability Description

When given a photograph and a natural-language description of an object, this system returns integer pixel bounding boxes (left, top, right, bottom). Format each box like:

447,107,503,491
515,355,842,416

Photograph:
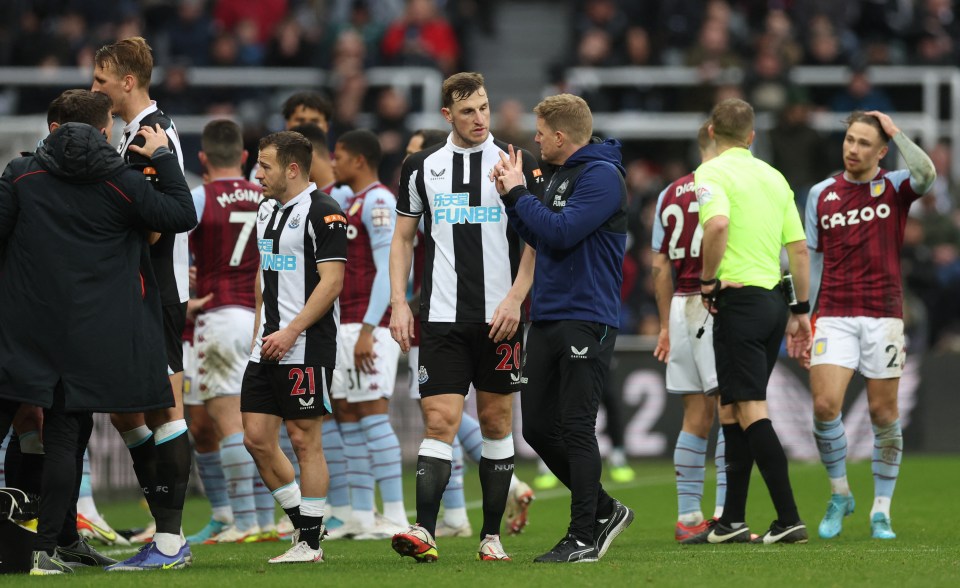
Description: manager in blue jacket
495,93,634,564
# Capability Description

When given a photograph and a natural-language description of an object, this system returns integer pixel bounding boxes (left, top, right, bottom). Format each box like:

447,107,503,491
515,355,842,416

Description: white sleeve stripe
397,210,421,217
316,257,347,263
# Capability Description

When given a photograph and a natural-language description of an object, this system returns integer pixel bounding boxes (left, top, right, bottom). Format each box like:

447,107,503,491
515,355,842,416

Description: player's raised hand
389,300,415,353
496,144,525,195
865,110,901,138
127,123,169,158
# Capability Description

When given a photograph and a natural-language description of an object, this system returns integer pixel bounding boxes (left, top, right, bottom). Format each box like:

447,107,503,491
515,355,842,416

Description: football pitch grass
5,456,958,587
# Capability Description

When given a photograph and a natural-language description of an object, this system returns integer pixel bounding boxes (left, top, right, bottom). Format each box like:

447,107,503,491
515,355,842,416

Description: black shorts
240,361,332,420
417,322,522,398
163,302,187,374
712,286,788,406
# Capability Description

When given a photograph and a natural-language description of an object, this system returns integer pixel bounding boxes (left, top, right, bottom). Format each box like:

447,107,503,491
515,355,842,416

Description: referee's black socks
718,423,753,526
745,418,800,525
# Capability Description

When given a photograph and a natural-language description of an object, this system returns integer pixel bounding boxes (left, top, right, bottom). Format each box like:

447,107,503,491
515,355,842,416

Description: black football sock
299,514,323,549
718,424,753,526
415,455,451,537
128,436,160,517
151,432,191,535
746,419,800,526
283,506,302,530
478,456,514,538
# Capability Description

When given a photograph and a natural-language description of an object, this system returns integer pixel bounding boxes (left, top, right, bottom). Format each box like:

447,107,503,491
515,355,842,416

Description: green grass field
4,457,959,587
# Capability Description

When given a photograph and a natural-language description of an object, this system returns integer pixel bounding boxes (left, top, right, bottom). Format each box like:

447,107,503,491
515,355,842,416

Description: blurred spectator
329,70,368,142
10,10,66,66
684,17,742,75
492,99,537,156
265,17,318,67
574,0,628,61
381,0,460,75
576,28,615,67
910,26,955,65
329,0,404,26
210,31,241,67
802,14,851,66
166,0,214,66
151,59,206,116
829,67,895,113
769,92,833,211
921,140,958,214
326,0,387,67
236,19,266,66
762,8,804,68
215,0,288,45
331,29,368,76
744,48,790,113
616,27,667,112
373,86,410,183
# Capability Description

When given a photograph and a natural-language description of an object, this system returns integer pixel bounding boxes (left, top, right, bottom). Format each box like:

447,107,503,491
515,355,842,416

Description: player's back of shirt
253,186,348,367
120,102,190,305
191,178,263,310
652,172,702,295
396,133,542,323
806,169,920,318
340,182,396,326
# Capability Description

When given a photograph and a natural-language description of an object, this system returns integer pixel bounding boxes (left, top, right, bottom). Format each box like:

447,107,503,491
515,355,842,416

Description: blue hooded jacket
504,138,627,327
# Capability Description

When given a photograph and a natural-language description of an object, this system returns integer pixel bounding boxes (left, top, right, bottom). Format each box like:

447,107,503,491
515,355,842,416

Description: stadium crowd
0,3,958,339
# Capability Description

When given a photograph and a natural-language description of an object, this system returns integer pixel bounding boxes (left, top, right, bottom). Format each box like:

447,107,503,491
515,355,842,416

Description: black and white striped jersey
251,183,348,367
120,101,190,305
397,133,543,323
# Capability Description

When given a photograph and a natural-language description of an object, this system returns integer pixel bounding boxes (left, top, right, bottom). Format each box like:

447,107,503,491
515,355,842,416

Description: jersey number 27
661,201,702,260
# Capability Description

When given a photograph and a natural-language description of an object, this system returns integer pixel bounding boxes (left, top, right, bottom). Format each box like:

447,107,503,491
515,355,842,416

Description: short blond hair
95,36,153,88
533,94,592,145
710,98,754,144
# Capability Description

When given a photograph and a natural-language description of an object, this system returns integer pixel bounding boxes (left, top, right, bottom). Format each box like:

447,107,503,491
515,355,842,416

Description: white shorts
407,346,420,399
666,295,718,394
182,340,200,406
331,324,401,403
192,306,255,402
810,316,905,379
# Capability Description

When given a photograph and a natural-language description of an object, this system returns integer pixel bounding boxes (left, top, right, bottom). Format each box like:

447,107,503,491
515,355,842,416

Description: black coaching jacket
0,123,197,412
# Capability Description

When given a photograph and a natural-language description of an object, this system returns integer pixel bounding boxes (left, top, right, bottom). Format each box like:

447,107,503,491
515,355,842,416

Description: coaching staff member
682,98,812,545
495,93,633,563
0,89,197,574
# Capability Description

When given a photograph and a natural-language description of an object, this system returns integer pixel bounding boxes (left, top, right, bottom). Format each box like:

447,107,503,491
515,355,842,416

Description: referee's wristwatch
790,300,811,314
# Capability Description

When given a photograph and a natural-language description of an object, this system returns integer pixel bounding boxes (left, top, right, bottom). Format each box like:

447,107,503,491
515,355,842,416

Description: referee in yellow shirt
682,98,812,545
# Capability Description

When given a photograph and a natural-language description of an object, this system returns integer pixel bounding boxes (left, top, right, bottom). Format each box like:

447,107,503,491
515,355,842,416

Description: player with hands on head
805,109,935,541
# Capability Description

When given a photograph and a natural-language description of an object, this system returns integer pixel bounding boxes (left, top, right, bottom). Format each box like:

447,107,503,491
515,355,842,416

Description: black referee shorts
417,322,522,398
162,302,187,375
712,286,787,406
